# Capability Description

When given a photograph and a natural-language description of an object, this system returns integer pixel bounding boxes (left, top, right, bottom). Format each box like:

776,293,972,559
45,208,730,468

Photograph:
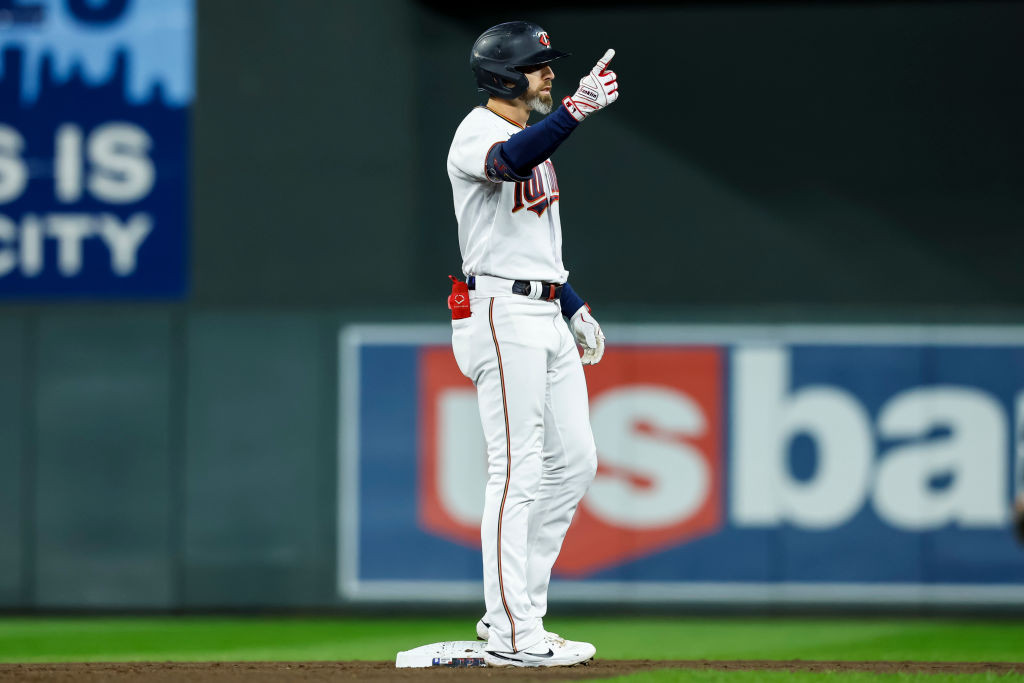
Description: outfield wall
3,315,1024,611
340,324,1024,608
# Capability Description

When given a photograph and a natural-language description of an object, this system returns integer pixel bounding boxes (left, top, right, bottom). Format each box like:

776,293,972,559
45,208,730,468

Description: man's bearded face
521,65,554,114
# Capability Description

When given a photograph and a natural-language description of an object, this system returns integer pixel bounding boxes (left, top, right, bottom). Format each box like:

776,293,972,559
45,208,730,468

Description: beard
526,90,554,115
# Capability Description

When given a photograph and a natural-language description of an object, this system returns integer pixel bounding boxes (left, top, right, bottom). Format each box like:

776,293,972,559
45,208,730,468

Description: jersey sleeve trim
485,141,533,183
483,141,504,184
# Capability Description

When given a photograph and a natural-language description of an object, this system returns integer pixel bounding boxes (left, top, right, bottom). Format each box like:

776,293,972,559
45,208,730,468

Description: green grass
606,673,1023,683
0,616,1021,668
548,616,1024,662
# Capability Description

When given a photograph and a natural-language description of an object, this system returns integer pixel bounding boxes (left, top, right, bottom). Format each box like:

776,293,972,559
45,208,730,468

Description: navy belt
467,276,563,301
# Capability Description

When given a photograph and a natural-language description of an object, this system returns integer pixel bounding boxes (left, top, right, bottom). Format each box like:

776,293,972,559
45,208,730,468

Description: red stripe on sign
488,298,516,652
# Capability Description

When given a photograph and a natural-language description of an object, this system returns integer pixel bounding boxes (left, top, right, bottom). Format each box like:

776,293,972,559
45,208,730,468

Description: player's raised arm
480,48,622,182
497,50,620,177
485,112,577,182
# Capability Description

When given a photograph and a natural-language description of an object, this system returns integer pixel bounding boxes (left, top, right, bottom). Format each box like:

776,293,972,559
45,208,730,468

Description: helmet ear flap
498,68,529,99
473,63,528,99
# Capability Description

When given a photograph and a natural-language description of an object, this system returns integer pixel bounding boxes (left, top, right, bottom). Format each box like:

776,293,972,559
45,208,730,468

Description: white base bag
395,640,488,668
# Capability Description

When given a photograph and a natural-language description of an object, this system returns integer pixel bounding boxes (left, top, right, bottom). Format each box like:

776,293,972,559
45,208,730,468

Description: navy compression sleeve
559,282,586,318
485,105,580,181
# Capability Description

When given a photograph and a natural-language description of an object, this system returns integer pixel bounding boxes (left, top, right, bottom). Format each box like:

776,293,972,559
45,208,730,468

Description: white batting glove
570,306,606,365
562,49,619,123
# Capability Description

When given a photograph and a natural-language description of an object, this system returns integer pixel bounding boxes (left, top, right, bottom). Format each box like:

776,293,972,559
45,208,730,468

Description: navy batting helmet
470,21,571,99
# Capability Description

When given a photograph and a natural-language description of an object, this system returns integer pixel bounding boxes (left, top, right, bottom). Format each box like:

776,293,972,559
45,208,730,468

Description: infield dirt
1,660,1022,681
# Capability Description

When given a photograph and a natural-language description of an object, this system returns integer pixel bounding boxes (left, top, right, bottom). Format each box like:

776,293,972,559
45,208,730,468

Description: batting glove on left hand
570,306,606,365
562,49,619,123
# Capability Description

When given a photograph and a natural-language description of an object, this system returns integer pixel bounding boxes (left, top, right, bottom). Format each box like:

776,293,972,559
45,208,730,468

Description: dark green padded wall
33,313,174,607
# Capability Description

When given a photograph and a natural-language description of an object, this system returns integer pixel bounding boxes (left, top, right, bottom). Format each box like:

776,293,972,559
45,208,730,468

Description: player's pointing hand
562,48,620,122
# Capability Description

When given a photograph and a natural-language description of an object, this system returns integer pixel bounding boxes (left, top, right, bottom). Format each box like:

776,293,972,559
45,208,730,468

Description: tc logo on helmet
538,31,551,47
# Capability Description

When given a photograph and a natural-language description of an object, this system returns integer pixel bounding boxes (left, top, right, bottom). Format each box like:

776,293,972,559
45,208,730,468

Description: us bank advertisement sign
0,0,191,297
338,325,1024,606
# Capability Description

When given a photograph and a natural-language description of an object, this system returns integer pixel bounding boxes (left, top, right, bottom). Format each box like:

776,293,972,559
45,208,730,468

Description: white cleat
476,618,574,643
482,631,596,668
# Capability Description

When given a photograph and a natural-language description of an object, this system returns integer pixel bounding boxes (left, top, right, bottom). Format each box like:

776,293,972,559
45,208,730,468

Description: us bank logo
419,346,725,577
338,324,1024,605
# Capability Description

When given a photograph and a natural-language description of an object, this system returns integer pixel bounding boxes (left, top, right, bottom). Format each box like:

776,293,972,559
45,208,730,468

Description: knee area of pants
506,459,544,492
568,450,598,487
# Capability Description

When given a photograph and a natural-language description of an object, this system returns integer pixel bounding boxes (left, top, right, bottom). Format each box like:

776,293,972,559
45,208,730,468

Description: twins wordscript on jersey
512,160,559,218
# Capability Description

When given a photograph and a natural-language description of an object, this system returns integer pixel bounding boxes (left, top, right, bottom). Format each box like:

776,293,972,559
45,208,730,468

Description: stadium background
1,0,1024,614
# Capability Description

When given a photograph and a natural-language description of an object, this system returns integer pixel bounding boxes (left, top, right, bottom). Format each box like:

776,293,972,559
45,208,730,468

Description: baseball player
446,21,618,668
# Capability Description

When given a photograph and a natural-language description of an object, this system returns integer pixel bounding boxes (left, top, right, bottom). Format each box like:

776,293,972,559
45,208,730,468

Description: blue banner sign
338,325,1024,607
0,0,192,297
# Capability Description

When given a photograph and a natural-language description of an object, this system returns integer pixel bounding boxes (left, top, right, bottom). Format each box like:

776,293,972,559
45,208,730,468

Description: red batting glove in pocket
448,275,471,320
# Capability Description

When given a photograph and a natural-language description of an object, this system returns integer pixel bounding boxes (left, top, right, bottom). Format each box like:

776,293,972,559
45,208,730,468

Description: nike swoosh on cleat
486,649,555,661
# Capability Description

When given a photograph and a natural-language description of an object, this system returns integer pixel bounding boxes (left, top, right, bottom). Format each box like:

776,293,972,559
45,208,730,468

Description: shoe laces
543,632,566,647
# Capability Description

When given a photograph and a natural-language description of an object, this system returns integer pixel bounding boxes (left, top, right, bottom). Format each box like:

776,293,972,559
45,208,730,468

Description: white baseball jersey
447,106,568,283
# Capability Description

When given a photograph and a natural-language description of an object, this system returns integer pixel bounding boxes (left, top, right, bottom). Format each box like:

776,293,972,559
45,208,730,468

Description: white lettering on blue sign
731,347,1010,531
0,212,152,277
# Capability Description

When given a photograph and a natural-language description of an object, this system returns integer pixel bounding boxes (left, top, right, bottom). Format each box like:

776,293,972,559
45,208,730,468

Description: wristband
559,282,586,318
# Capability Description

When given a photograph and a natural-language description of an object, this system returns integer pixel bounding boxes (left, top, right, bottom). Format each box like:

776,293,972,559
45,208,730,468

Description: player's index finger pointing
595,48,615,71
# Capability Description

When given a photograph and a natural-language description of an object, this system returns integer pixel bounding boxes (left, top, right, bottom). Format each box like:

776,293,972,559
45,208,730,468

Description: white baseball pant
451,281,598,654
